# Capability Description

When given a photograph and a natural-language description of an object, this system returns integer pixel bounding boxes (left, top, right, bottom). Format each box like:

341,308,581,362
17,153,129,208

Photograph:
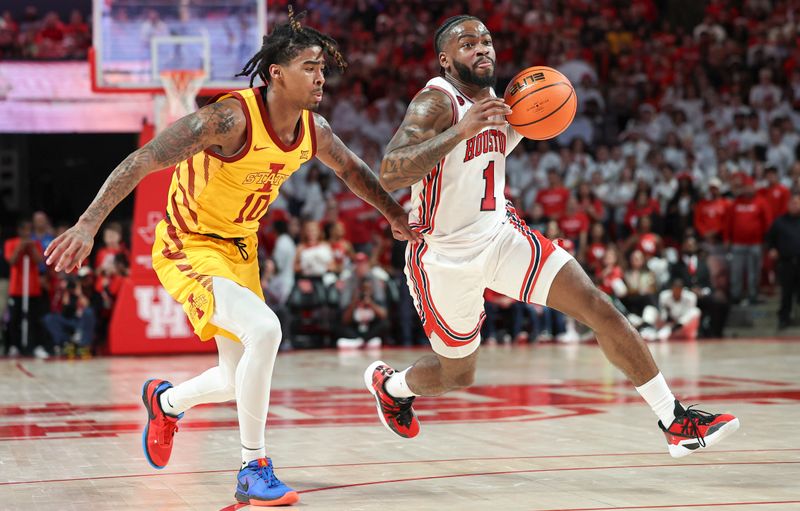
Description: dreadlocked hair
236,5,347,87
434,15,480,54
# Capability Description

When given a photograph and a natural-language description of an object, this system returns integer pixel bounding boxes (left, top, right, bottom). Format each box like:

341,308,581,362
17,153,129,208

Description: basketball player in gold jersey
45,8,417,506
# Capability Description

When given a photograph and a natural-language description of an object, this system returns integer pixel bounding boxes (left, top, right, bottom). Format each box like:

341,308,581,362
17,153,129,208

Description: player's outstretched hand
456,97,512,140
45,224,95,273
387,210,421,243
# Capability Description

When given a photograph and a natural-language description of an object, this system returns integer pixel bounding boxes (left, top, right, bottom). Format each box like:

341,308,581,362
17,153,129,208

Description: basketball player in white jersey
364,15,739,458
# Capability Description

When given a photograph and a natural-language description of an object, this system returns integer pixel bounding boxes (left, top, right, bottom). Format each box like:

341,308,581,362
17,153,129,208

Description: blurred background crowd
2,0,800,358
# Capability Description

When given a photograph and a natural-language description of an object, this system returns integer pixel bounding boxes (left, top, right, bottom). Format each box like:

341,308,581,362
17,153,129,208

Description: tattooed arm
314,113,419,242
46,99,246,272
380,90,512,192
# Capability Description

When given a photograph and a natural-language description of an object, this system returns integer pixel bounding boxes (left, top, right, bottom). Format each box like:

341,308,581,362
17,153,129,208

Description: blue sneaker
235,458,299,506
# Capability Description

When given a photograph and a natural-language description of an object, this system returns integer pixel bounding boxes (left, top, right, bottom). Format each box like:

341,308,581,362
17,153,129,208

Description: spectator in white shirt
294,220,334,277
642,278,701,341
766,125,796,175
664,131,686,169
653,164,678,212
749,68,782,109
594,144,623,181
563,139,596,188
270,217,297,305
536,140,562,174
740,112,768,152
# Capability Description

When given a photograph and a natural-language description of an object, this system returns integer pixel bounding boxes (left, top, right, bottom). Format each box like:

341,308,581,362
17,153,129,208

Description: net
160,69,207,120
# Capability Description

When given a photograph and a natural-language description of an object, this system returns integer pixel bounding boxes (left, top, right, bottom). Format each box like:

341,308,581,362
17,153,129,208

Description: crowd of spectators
254,0,800,345
2,1,800,355
0,6,90,59
1,213,130,358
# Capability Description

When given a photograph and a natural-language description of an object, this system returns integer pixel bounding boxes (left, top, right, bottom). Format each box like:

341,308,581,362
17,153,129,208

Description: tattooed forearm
379,91,459,191
339,158,401,216
380,127,462,191
314,113,403,217
78,150,154,231
78,100,244,232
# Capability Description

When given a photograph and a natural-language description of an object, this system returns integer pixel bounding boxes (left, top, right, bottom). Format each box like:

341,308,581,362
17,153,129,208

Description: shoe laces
677,404,716,448
157,417,179,446
256,459,280,487
382,393,416,428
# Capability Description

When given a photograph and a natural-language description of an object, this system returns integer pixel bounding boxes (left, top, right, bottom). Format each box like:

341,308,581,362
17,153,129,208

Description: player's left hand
387,211,421,243
45,223,95,273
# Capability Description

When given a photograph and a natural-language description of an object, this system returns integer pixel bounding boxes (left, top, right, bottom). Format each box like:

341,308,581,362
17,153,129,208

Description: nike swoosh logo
241,479,249,492
253,145,270,151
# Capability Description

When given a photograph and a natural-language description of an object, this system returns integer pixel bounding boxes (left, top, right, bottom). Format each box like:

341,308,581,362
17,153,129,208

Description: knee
243,315,282,351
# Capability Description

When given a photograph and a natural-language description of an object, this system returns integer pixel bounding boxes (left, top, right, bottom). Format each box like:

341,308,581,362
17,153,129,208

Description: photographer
3,220,49,358
336,279,389,349
44,271,96,358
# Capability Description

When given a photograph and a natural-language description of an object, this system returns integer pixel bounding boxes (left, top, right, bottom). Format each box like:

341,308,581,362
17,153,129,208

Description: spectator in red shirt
535,170,571,220
624,188,661,235
62,9,90,58
583,221,609,274
94,222,129,271
575,181,605,224
0,11,19,58
725,177,771,304
34,11,65,58
558,196,590,248
596,245,627,299
623,215,664,259
335,188,381,253
694,177,730,244
757,166,790,224
3,220,50,358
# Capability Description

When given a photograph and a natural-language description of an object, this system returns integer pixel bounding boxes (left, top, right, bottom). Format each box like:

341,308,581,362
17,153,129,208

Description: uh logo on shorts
134,286,192,338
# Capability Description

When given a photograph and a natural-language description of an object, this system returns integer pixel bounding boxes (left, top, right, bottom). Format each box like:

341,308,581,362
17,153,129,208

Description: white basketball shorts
404,203,573,358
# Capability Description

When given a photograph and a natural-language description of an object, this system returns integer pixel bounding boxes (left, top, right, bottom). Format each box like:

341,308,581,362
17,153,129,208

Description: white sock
241,445,266,466
384,368,418,398
158,388,181,417
635,372,677,426
158,337,242,417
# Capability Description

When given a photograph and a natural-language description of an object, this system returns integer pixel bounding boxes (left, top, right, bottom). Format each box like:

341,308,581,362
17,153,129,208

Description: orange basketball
503,66,577,140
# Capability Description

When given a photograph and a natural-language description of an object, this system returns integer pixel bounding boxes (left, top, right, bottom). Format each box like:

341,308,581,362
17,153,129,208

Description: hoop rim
159,69,208,80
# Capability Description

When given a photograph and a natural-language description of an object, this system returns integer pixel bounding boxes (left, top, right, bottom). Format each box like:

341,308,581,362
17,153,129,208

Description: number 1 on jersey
480,161,496,211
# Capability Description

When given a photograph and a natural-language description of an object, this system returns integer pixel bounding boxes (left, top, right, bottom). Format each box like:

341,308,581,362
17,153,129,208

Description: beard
453,59,497,88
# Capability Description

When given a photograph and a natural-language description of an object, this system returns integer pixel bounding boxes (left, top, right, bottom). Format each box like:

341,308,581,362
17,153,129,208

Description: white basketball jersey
408,77,523,251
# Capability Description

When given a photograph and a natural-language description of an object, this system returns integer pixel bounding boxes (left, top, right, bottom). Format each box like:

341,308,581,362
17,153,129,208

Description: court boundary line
536,501,800,511
2,449,798,487
14,362,35,378
295,461,800,494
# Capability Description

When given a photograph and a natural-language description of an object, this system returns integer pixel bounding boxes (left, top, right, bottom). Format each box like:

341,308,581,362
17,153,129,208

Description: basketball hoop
160,69,207,118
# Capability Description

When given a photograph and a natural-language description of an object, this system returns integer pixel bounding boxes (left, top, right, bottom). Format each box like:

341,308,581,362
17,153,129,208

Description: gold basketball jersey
165,87,316,239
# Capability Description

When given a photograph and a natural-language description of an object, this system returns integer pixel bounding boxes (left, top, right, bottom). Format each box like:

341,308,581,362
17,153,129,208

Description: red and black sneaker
659,400,740,458
141,379,182,469
363,360,420,438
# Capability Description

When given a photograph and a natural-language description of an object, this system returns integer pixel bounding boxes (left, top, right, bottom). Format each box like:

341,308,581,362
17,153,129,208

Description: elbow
378,153,408,193
378,173,397,193
379,157,400,192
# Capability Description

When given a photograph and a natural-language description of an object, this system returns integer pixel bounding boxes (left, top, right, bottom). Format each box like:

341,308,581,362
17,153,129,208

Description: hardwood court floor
1,339,799,510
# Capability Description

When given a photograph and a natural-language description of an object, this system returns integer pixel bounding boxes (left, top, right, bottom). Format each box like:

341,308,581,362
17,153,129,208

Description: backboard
91,0,266,94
